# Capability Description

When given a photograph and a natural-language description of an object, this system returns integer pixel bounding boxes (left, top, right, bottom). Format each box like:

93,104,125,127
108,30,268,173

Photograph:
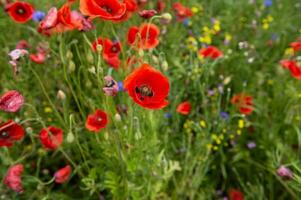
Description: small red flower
16,40,30,49
156,0,166,13
80,0,126,20
85,109,108,132
124,63,169,109
177,101,191,115
229,189,244,200
39,126,64,150
138,9,157,19
54,165,72,184
172,2,193,22
290,37,301,53
0,120,25,147
6,1,34,23
231,93,254,115
92,37,122,69
199,46,223,59
4,164,24,193
0,90,24,113
30,53,47,64
280,59,301,79
127,23,160,50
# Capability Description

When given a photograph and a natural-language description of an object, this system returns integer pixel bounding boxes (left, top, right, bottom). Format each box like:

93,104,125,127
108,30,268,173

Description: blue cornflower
264,0,272,7
220,111,229,120
118,81,124,91
32,11,45,22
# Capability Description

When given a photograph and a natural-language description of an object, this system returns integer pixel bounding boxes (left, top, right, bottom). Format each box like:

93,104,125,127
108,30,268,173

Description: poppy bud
86,51,94,64
277,166,293,180
114,113,122,122
161,13,172,23
57,90,66,100
68,60,76,72
162,61,169,71
66,50,73,60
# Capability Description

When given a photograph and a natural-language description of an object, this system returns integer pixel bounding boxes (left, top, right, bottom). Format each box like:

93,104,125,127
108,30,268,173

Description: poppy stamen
101,6,112,13
136,85,154,98
0,131,9,139
17,8,25,15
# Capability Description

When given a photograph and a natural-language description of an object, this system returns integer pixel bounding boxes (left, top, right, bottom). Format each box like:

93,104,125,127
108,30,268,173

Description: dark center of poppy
105,80,115,88
0,131,9,139
101,6,113,13
16,7,26,15
111,46,118,53
96,117,102,122
135,85,154,101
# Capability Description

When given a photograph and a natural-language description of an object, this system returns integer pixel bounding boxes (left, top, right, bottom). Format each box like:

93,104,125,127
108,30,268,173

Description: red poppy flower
6,1,34,23
79,0,126,20
280,60,301,79
38,2,89,36
177,101,191,115
231,93,254,115
124,63,169,109
127,23,160,49
16,40,30,49
229,189,244,200
30,53,47,64
0,90,24,113
199,46,223,59
85,109,108,132
156,0,166,13
39,126,64,150
0,120,25,147
92,37,122,69
138,9,157,19
4,164,24,193
172,2,193,22
290,37,301,53
112,0,138,22
54,165,72,184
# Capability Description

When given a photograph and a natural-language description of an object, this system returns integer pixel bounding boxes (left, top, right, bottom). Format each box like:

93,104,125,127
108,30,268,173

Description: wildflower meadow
1,0,301,199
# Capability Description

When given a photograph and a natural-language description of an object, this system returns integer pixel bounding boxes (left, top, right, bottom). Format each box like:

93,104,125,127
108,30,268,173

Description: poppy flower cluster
124,63,169,109
172,2,193,22
6,1,34,23
127,23,160,49
38,1,93,36
199,46,223,59
231,93,254,115
92,37,122,69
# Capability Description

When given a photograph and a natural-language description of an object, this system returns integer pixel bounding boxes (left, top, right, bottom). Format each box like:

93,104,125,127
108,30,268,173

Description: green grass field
1,0,301,199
